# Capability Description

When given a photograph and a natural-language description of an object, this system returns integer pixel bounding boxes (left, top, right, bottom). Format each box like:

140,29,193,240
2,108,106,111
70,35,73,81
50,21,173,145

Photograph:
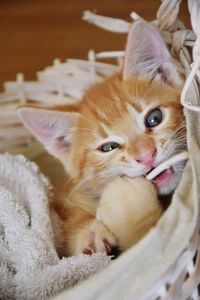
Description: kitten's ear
123,20,182,87
17,107,79,157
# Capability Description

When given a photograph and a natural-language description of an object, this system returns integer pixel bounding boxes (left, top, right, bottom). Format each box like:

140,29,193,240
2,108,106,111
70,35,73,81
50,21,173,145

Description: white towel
0,153,111,300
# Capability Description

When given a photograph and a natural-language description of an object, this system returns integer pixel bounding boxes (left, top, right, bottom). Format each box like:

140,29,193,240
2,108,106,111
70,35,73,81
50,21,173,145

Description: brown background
0,0,190,90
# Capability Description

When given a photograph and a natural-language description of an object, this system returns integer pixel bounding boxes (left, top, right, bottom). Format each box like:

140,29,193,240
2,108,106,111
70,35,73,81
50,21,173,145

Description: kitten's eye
145,108,163,128
98,142,120,152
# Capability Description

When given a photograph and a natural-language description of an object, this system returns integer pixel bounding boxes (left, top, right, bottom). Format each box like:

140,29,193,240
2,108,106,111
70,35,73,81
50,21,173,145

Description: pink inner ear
19,109,56,144
26,117,53,143
52,136,72,154
18,107,79,155
123,20,172,81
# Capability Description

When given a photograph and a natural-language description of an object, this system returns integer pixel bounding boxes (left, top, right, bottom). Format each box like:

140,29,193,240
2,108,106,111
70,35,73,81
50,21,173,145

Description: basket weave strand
0,1,200,299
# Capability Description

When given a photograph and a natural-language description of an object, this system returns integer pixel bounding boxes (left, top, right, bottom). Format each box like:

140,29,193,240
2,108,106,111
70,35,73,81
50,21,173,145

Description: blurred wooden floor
0,0,190,90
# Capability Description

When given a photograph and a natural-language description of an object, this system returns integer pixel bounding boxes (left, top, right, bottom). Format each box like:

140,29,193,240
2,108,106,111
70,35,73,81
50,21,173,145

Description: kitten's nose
135,149,157,169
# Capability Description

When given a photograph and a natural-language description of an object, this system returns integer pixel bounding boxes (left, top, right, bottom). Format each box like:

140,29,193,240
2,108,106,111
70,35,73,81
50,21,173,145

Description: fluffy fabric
0,153,111,300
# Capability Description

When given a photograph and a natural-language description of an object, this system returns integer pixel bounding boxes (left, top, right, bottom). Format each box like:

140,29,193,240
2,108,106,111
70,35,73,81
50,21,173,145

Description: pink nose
135,149,157,168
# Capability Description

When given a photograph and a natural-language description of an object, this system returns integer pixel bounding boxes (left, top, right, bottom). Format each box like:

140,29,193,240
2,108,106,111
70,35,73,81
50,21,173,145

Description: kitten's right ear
17,107,80,157
123,20,183,87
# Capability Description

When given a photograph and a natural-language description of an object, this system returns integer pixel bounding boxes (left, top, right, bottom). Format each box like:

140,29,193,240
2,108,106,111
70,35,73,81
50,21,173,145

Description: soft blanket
0,153,111,300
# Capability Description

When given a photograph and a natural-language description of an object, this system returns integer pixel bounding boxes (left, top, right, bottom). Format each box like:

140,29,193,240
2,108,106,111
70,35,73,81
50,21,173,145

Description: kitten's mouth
153,167,174,188
145,152,189,190
144,152,188,195
146,167,175,188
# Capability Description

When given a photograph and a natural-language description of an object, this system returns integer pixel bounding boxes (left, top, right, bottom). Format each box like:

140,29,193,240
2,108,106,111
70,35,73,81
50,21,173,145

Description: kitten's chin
155,162,185,195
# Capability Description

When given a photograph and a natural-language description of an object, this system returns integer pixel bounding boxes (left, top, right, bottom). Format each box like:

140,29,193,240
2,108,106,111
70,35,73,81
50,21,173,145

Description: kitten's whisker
135,77,139,100
162,122,186,152
75,127,92,131
161,123,187,159
142,82,153,101
167,123,186,141
162,139,187,159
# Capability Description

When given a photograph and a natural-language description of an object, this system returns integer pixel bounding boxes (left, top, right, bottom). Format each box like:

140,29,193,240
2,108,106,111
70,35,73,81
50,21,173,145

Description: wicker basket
1,0,200,299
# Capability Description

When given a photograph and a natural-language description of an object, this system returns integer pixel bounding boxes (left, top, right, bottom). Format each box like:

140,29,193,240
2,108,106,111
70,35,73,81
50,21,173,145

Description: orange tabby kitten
17,20,186,256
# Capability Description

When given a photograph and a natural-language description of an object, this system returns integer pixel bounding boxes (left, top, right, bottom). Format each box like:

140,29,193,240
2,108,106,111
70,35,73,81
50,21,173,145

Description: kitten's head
18,20,186,196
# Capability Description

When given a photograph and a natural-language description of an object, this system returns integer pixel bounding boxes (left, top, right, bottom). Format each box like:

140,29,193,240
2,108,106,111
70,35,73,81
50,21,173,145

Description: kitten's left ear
123,20,183,88
17,107,79,157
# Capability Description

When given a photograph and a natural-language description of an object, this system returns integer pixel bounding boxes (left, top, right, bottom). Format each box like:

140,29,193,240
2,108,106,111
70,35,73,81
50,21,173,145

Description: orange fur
50,76,185,256
18,21,186,256
69,76,183,187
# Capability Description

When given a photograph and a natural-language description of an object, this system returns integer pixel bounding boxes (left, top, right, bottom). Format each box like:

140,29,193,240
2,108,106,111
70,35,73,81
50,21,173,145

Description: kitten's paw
97,176,162,251
75,220,118,257
82,232,113,255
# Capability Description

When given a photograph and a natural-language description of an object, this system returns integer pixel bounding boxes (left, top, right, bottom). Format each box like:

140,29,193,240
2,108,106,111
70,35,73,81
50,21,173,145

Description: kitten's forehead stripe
86,101,111,127
97,125,108,139
130,102,143,112
127,104,140,118
78,149,88,179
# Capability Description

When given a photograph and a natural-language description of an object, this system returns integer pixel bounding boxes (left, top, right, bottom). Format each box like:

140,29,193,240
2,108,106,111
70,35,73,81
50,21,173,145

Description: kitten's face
69,75,186,195
17,20,186,196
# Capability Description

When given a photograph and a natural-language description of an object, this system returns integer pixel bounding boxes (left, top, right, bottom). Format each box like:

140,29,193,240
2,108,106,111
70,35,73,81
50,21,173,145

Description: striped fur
18,20,186,256
52,75,185,255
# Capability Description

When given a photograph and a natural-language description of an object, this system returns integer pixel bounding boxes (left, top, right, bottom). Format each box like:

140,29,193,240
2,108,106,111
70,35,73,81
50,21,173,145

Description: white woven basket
1,0,200,299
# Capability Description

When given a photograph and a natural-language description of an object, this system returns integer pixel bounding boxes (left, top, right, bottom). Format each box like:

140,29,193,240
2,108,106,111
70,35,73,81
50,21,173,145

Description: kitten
17,20,186,256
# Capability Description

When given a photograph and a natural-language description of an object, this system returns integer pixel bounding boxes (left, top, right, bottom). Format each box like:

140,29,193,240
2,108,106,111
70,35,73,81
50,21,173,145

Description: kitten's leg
75,218,117,256
52,201,117,257
97,177,162,251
